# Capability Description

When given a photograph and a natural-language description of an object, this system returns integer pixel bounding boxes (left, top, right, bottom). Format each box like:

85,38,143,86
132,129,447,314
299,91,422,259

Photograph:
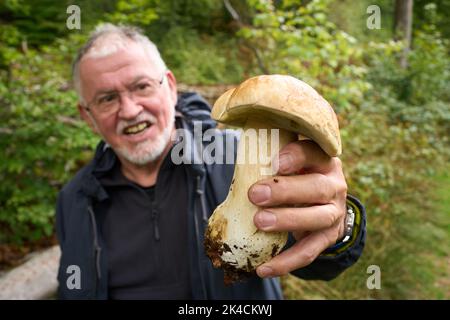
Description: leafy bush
106,0,243,84
235,0,450,299
327,19,449,301
0,37,97,243
157,27,244,84
0,0,243,245
0,0,448,299
237,0,371,112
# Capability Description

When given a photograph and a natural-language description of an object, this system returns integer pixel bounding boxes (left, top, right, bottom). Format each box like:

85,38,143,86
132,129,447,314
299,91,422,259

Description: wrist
323,201,357,254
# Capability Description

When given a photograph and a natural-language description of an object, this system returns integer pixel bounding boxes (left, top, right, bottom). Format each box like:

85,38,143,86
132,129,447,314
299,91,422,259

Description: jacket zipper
87,204,102,298
194,174,208,299
196,175,209,224
151,208,160,241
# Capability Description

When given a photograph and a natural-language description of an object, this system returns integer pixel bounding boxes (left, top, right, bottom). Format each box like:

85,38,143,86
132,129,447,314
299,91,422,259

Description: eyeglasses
84,72,166,116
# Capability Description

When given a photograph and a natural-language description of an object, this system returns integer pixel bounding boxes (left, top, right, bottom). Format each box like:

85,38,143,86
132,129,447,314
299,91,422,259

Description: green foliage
157,27,244,84
0,0,448,299
414,0,450,40
237,0,371,112
0,0,242,245
0,0,71,45
104,0,243,84
366,28,450,106
314,100,450,298
0,0,117,48
0,36,98,243
105,0,225,33
328,0,394,42
236,0,450,299
106,0,159,26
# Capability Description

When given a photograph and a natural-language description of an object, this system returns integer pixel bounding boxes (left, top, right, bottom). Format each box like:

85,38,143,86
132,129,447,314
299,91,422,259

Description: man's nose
117,94,143,119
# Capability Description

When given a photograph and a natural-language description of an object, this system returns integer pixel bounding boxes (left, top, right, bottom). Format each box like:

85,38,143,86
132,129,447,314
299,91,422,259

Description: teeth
124,122,149,134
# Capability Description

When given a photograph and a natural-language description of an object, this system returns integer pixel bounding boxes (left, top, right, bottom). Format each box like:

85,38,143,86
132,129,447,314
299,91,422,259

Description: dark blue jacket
56,93,366,299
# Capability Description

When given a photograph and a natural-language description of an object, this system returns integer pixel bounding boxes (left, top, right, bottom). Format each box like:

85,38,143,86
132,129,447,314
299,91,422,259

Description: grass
425,166,450,299
282,164,450,300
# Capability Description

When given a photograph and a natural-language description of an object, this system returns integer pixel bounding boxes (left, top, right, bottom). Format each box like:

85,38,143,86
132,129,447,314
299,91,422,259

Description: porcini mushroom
204,75,341,284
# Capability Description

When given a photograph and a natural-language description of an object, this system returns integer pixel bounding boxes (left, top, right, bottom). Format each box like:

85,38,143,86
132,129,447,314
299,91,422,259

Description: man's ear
78,103,99,134
165,70,178,106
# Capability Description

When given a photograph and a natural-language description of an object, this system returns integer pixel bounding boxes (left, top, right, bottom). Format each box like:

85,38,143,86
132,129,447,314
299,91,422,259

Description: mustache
116,111,157,134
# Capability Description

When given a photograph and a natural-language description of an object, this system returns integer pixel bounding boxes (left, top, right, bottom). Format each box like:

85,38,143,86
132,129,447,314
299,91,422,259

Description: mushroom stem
205,118,297,283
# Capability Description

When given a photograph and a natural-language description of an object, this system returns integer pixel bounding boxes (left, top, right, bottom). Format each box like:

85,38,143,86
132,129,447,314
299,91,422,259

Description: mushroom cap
212,74,342,156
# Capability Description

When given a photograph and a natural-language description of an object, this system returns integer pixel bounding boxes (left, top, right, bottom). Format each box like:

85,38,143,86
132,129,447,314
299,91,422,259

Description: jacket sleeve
55,190,66,298
287,194,366,281
55,191,65,247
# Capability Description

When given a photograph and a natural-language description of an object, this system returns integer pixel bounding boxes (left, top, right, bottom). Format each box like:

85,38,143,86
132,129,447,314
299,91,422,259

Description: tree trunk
394,0,413,68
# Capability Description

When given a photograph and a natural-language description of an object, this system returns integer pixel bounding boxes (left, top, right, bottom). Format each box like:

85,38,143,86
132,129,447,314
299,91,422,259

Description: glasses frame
84,71,167,115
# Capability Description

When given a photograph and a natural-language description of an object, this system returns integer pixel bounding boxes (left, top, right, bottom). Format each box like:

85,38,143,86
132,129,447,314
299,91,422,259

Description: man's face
78,42,177,165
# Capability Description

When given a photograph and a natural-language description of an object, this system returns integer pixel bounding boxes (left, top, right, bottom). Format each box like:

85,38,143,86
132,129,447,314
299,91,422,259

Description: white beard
114,121,173,166
89,107,175,166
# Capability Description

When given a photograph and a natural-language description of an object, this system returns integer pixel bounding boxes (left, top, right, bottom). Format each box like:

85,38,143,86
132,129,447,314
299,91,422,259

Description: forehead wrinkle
94,75,153,97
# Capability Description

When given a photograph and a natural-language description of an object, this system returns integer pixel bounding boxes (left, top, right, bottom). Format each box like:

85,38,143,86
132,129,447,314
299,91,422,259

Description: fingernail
257,266,273,278
256,211,276,228
278,153,293,173
249,185,271,204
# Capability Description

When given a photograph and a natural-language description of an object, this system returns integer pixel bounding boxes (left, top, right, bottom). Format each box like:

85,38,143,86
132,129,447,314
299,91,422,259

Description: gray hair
72,23,167,104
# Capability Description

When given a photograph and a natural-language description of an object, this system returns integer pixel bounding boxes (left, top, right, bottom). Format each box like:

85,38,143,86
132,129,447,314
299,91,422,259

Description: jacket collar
79,142,113,202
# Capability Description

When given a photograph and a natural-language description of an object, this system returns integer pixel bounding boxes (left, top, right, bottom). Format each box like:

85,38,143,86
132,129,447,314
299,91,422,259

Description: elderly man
56,24,366,299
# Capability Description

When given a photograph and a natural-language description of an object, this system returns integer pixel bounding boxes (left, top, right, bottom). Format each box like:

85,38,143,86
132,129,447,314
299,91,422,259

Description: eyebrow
93,75,152,98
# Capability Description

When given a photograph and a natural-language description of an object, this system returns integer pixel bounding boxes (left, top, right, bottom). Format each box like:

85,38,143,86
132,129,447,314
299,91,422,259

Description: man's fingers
274,140,335,175
253,204,342,232
256,229,336,278
248,174,344,206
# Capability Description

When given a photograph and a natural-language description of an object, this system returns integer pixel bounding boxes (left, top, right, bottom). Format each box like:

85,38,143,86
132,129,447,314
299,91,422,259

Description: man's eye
98,94,117,104
136,83,152,91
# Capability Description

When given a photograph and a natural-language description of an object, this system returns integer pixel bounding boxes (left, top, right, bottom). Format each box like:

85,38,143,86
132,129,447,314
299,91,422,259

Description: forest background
0,0,449,299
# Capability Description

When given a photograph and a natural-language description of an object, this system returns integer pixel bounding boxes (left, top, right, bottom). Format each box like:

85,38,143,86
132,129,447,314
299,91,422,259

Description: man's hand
248,140,348,278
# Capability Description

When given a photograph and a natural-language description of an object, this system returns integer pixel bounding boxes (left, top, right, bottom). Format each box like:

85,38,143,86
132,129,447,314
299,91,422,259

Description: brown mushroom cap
211,74,342,156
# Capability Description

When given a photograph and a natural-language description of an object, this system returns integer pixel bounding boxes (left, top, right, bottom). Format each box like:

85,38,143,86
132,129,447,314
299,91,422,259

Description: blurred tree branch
395,0,414,68
223,0,269,74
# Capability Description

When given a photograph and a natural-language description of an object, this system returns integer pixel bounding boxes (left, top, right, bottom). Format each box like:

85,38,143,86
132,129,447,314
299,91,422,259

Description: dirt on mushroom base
204,216,283,285
204,231,256,285
204,212,251,285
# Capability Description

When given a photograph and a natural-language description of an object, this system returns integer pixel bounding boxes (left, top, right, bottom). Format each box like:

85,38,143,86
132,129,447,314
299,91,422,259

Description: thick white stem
227,119,296,235
205,118,297,281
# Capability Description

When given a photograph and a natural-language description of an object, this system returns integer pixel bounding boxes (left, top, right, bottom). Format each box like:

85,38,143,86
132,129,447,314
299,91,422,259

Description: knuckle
276,265,290,276
331,229,341,245
293,143,307,161
336,183,348,205
320,231,336,248
337,176,348,195
315,175,333,203
269,259,289,276
301,249,317,265
282,142,302,161
340,180,348,194
284,209,297,229
324,206,339,228
334,157,343,170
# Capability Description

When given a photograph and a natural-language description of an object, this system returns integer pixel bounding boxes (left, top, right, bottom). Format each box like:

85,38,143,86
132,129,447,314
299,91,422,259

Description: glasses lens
133,80,157,98
95,94,119,114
